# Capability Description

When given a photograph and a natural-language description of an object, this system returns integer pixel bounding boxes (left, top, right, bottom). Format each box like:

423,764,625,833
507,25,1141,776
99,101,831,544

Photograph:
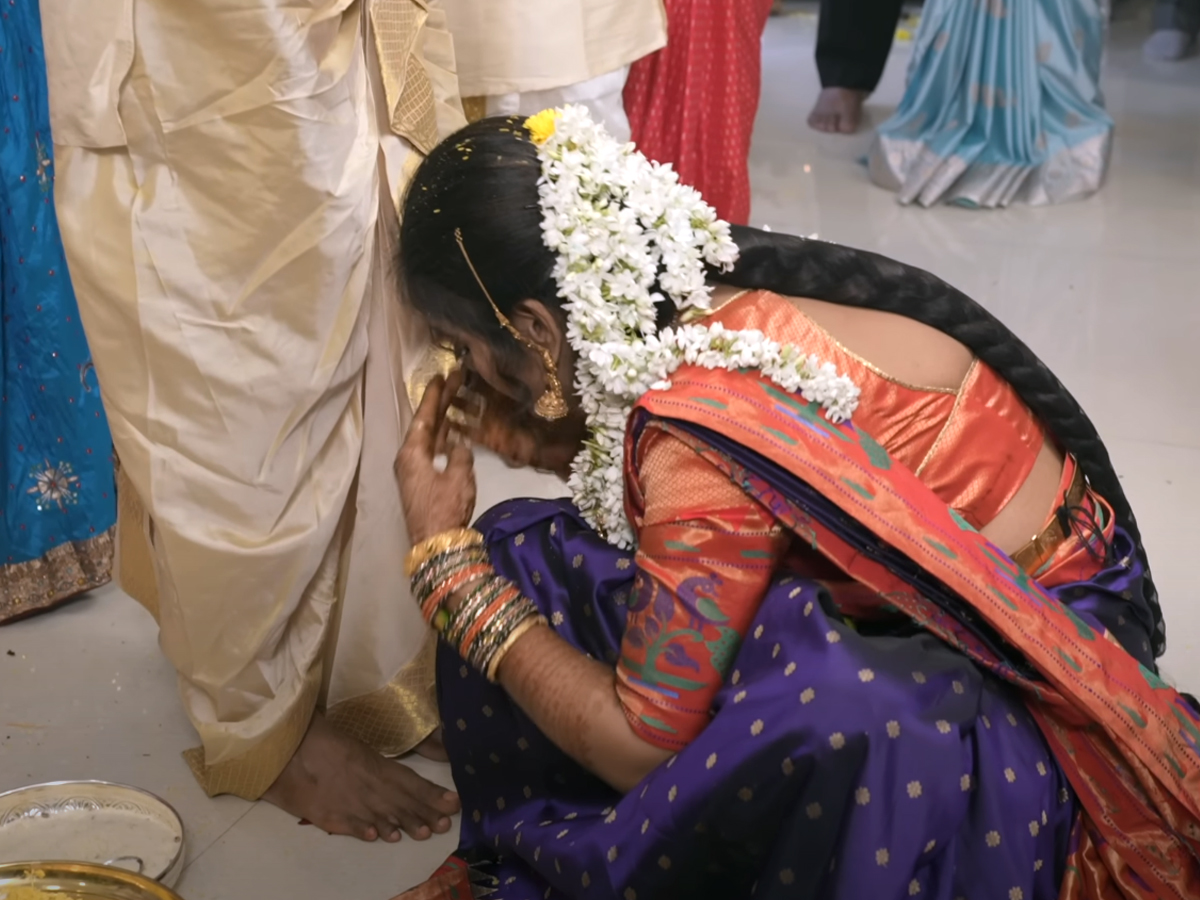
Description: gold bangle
485,614,548,683
405,527,485,577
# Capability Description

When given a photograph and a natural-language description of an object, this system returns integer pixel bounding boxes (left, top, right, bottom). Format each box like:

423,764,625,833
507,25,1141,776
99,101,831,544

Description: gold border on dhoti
183,664,324,801
114,462,159,619
325,631,439,758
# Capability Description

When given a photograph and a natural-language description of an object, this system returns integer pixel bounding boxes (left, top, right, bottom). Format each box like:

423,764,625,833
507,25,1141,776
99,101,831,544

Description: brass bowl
0,861,184,899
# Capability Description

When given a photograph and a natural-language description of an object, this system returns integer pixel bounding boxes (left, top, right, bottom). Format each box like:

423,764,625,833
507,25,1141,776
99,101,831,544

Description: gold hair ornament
454,228,568,421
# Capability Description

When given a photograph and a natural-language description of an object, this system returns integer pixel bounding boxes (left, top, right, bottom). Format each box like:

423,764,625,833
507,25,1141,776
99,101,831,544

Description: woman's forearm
494,623,673,793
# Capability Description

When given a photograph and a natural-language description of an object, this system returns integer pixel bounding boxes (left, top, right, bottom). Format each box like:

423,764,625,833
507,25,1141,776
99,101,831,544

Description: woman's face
432,324,538,405
431,301,588,476
431,298,572,407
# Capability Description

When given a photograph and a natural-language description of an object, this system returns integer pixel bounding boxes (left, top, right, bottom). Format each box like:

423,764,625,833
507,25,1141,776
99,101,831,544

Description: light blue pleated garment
869,0,1113,208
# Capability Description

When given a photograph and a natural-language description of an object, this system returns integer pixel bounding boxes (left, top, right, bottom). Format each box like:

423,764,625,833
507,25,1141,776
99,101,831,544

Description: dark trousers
1154,0,1200,34
816,0,906,92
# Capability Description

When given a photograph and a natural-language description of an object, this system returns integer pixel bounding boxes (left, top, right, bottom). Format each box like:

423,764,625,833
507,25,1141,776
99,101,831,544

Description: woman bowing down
392,107,1198,900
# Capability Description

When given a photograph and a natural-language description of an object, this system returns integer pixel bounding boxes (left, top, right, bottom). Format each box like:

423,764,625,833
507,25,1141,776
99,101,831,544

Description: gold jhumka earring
454,228,569,421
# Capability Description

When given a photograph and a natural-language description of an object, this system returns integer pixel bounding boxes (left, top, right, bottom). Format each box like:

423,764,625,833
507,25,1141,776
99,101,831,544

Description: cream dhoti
40,0,465,799
440,0,666,140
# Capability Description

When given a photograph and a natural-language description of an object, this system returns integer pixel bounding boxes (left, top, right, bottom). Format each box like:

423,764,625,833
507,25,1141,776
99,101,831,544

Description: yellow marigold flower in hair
524,109,561,146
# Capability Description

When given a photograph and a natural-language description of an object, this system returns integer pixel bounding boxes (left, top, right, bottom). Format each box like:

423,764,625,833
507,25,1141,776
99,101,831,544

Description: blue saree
868,0,1113,208
0,1,115,622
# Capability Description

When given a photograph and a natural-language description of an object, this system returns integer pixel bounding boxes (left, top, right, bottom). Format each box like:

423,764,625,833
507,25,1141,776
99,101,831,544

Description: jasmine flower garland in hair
526,105,860,549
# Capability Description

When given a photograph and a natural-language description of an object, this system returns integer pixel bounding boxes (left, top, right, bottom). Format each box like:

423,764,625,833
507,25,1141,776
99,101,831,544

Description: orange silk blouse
615,290,1049,749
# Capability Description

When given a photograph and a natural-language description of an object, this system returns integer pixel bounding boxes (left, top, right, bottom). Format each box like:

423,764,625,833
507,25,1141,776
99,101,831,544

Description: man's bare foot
808,88,868,134
263,712,460,843
414,729,449,762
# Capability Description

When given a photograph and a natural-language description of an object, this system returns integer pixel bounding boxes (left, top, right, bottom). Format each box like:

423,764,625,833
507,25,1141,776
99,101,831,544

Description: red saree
623,0,775,225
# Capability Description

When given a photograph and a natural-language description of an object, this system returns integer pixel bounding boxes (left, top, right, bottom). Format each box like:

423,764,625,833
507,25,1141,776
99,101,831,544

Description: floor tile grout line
180,803,257,875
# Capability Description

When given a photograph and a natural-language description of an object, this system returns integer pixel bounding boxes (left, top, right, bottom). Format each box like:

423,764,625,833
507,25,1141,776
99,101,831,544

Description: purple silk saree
414,400,1161,900
430,492,1091,899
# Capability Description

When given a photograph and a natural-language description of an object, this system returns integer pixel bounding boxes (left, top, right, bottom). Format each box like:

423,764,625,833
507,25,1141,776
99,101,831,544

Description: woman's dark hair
400,115,677,403
400,117,1163,659
400,116,562,405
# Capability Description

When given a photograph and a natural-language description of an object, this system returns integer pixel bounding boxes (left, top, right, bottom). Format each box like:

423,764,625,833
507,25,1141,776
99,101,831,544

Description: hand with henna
395,375,478,545
445,368,586,480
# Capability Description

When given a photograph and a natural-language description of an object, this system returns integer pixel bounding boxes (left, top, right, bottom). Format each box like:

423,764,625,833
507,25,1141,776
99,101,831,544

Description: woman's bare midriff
978,438,1065,555
710,287,1066,554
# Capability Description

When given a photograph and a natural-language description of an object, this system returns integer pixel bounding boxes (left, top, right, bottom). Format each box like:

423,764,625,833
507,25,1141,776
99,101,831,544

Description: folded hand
395,375,477,545
450,369,582,480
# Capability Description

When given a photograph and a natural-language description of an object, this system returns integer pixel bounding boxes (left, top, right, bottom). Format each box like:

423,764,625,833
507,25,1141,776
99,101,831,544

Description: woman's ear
510,299,567,364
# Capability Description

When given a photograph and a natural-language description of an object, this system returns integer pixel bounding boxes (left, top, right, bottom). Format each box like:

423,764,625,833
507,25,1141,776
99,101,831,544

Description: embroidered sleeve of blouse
615,427,790,751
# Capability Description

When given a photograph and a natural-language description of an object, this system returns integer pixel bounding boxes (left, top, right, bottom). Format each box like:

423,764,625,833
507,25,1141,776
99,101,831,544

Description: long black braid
723,225,1165,659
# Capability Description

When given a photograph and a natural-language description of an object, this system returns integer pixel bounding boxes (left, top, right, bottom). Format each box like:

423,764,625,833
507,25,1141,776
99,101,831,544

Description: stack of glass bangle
407,528,546,682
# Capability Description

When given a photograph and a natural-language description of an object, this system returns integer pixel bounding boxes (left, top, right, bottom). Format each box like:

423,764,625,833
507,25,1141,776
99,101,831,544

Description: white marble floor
3,5,1199,898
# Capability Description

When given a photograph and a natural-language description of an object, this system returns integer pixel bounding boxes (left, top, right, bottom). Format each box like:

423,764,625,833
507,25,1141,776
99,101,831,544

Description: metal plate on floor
0,783,184,887
0,861,185,900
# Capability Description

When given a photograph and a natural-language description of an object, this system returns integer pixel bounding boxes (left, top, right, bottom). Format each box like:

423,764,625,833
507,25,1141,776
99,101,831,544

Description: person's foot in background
808,87,868,133
1144,28,1196,60
1145,0,1200,60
